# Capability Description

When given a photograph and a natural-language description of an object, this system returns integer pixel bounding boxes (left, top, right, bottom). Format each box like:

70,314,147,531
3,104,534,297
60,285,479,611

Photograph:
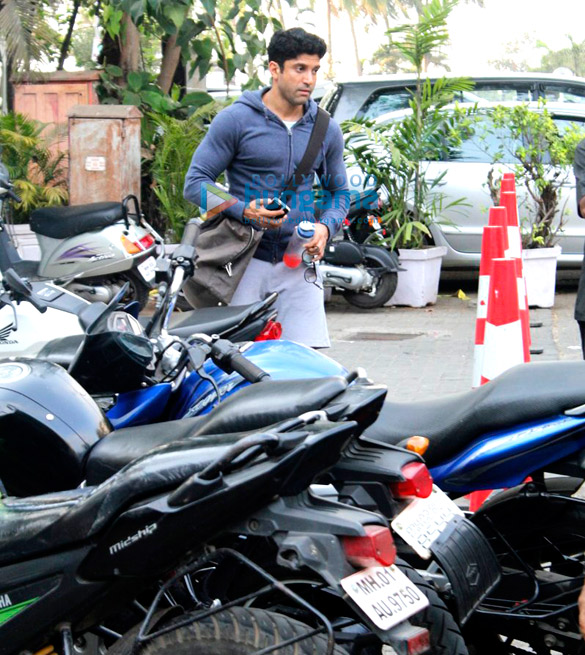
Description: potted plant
482,101,585,307
344,0,475,307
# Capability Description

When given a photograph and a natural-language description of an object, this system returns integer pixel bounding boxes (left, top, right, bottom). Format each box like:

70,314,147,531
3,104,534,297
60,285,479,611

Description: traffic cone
472,224,507,388
500,190,522,259
480,258,525,385
487,205,510,253
501,173,516,193
499,187,532,354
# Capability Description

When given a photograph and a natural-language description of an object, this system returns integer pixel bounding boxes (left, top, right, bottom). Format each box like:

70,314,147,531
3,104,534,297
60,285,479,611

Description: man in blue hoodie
184,28,349,348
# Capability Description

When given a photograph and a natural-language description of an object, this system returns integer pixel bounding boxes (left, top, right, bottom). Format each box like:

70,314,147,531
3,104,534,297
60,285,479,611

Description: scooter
0,165,158,308
320,191,401,309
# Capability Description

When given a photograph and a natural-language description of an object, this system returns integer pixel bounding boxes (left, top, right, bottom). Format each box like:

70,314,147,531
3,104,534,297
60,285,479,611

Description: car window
541,83,585,104
445,116,518,163
470,82,534,103
358,89,414,119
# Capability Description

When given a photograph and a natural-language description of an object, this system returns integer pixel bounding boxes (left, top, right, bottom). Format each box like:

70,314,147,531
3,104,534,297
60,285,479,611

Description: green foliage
147,101,223,240
536,36,585,78
481,101,585,248
0,112,68,222
189,0,283,91
346,0,474,249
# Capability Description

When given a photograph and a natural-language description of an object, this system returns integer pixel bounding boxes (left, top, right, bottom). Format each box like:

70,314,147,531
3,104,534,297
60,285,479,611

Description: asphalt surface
325,276,582,400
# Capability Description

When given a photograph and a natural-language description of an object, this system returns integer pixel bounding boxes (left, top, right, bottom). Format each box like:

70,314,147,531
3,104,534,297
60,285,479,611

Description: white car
346,102,585,268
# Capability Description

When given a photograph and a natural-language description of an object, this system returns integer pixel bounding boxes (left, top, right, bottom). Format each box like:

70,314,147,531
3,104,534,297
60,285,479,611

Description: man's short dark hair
268,28,326,69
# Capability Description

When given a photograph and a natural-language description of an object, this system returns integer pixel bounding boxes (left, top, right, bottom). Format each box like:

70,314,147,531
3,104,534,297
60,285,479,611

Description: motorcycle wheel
116,270,151,310
466,477,585,655
343,266,398,310
397,559,469,655
107,606,349,655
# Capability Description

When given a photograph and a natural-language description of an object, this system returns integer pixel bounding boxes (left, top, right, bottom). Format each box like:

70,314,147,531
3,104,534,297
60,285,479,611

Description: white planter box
8,224,40,260
386,246,447,307
522,245,561,308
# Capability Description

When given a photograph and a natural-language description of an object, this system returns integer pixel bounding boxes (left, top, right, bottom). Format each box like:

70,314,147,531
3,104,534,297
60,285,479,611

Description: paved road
325,278,582,401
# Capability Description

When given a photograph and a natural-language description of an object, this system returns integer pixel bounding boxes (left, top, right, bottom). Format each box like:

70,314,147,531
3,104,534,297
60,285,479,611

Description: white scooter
0,165,159,308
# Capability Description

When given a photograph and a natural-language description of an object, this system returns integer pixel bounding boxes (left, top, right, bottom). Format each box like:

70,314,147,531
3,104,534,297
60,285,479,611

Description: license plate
391,486,464,559
340,565,429,631
137,256,156,282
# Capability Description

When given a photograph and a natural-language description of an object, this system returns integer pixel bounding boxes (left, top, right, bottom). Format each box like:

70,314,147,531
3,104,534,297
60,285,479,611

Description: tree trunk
348,13,362,76
120,13,141,75
326,0,334,79
158,33,182,94
58,0,81,70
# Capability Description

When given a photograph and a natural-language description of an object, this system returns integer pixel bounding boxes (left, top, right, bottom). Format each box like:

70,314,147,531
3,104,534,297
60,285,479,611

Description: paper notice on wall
85,156,106,171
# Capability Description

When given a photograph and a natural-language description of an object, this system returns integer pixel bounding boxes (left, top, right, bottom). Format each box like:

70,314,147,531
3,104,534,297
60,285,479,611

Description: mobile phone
264,197,290,214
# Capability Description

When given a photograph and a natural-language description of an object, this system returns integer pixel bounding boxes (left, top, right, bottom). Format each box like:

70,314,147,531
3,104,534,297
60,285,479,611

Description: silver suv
345,100,585,268
321,72,585,123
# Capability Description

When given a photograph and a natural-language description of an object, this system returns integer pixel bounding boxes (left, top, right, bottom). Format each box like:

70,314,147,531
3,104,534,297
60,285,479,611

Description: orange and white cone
501,172,516,193
500,190,522,259
480,258,525,385
487,206,510,252
500,187,532,354
472,224,507,388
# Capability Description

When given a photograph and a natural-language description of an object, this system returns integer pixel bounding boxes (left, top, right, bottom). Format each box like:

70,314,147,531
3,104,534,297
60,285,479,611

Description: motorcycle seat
31,202,126,239
167,298,275,339
0,439,237,565
85,377,349,485
364,361,585,467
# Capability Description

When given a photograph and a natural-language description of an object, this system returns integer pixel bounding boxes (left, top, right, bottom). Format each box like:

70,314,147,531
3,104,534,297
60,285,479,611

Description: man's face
270,54,321,106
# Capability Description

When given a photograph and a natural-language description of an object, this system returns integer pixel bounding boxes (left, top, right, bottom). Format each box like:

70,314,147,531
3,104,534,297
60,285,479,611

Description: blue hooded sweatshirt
183,87,350,263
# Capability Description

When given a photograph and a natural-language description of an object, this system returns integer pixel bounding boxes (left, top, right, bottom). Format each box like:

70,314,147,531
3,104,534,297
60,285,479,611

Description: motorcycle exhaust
68,282,117,303
319,263,373,291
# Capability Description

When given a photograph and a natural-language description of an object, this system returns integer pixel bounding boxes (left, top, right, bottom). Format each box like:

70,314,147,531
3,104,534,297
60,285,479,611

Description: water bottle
283,221,315,268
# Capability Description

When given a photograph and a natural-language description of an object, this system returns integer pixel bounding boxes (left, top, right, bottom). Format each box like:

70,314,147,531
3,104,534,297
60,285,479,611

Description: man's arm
317,122,350,238
574,139,585,218
183,109,286,229
183,109,246,221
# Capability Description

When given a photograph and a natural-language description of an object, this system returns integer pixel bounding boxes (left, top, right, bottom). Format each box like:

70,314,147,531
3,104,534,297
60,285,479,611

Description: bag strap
282,107,330,196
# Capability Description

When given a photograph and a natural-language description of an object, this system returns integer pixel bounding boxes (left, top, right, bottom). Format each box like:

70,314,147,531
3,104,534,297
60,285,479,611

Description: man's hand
243,198,288,229
579,579,585,640
304,223,329,261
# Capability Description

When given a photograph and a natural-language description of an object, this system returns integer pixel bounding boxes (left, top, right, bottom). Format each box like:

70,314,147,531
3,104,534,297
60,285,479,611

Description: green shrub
0,112,68,222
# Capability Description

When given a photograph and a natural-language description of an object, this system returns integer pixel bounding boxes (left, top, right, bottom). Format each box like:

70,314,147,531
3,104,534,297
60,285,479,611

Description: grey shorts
230,258,330,348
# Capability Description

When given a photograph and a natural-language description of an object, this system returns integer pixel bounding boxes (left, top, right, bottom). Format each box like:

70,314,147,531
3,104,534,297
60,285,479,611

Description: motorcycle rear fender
231,490,386,585
362,245,402,272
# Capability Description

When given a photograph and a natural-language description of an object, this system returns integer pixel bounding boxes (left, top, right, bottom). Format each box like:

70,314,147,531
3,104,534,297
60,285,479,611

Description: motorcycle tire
343,269,397,310
466,477,585,655
117,270,151,310
107,606,349,655
397,559,469,655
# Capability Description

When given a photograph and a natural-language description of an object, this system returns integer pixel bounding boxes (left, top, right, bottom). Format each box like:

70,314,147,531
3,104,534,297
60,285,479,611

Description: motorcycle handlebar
211,339,271,383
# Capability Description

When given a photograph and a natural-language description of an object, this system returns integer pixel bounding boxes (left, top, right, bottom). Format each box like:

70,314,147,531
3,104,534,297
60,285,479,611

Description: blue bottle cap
297,221,315,239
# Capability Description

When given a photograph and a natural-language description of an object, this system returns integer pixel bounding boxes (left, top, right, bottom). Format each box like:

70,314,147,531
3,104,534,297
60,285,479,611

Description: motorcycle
362,360,585,654
0,165,158,308
0,356,441,655
0,256,280,358
320,190,401,309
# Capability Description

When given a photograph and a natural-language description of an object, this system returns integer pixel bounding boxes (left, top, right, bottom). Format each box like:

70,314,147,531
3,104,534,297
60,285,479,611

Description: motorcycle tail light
406,436,429,456
342,525,396,568
254,320,282,341
390,462,433,499
121,234,141,254
139,234,155,249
